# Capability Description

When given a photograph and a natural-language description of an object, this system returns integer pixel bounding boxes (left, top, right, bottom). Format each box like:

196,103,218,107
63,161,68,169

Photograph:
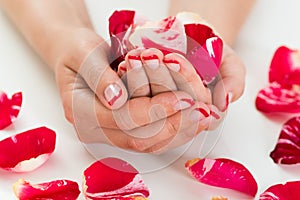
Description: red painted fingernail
119,66,127,72
128,55,142,70
189,107,210,122
142,55,159,60
197,108,210,117
174,98,195,111
142,55,159,69
164,59,180,72
128,55,141,60
104,83,123,106
210,110,220,119
163,59,180,64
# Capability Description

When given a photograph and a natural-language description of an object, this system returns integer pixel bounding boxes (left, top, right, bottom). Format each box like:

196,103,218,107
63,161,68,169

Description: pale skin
0,0,255,152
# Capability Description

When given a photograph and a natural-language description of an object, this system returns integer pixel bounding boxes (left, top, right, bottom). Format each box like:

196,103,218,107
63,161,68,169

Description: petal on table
0,91,22,130
0,127,56,172
255,82,300,113
83,157,149,200
270,116,300,164
185,158,258,197
13,179,80,200
269,46,300,87
260,181,300,200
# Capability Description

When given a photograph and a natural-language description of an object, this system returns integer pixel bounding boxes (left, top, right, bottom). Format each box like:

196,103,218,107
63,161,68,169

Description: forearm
0,0,94,69
169,0,256,46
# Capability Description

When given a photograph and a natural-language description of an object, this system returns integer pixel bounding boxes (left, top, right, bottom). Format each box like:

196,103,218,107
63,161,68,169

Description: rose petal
0,127,56,172
255,82,300,113
260,181,300,200
13,179,80,200
185,158,258,197
270,116,300,164
109,10,136,70
129,15,187,55
186,36,223,84
269,46,300,87
83,157,149,200
0,91,22,130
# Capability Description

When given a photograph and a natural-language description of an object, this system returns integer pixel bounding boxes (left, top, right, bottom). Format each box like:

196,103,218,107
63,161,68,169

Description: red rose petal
255,82,300,113
13,179,80,200
185,158,258,197
270,116,300,164
83,157,149,200
0,127,56,172
260,181,300,199
269,46,300,87
184,24,223,84
109,10,136,70
0,91,22,130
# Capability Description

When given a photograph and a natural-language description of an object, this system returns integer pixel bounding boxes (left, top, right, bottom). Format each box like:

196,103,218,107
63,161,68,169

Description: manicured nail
128,55,142,70
173,98,195,111
210,110,220,119
221,92,233,112
104,83,122,106
143,55,159,69
164,59,180,72
189,107,210,122
119,66,127,72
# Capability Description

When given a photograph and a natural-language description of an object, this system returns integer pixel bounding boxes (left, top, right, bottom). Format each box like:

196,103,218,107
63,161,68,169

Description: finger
104,91,196,130
206,104,224,131
108,103,209,152
212,45,246,111
125,49,151,98
78,42,128,109
140,48,177,95
117,60,127,78
164,53,212,104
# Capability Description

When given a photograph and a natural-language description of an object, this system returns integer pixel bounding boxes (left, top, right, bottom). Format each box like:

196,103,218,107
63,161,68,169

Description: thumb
78,40,128,109
212,45,246,111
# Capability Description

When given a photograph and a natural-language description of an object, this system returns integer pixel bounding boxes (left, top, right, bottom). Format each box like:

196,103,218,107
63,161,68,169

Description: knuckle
131,86,150,97
126,138,145,152
165,120,179,138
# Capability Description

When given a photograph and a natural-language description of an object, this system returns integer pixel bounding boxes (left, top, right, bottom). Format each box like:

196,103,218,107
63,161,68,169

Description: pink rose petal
255,82,300,113
270,116,300,164
0,127,56,172
0,91,22,130
260,181,300,200
129,15,187,55
269,46,300,87
83,157,149,200
13,179,80,200
256,46,300,113
185,158,258,197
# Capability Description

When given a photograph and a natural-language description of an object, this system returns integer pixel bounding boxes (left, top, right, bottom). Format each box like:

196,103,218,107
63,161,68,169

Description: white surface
1,0,300,199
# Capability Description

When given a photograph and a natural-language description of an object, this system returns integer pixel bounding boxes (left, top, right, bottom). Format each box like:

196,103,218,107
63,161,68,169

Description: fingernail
189,107,210,122
221,92,232,112
164,59,180,72
210,110,220,119
174,98,195,111
142,55,159,69
119,66,127,72
128,55,142,70
104,83,122,106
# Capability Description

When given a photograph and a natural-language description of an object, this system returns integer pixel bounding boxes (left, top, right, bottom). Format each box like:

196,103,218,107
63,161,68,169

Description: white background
1,0,300,199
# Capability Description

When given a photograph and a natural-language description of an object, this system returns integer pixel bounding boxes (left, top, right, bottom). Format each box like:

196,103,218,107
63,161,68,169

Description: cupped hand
52,27,211,153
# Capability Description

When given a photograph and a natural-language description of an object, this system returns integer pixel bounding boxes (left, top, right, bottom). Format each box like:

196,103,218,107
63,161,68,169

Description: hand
116,45,245,130
52,27,211,153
